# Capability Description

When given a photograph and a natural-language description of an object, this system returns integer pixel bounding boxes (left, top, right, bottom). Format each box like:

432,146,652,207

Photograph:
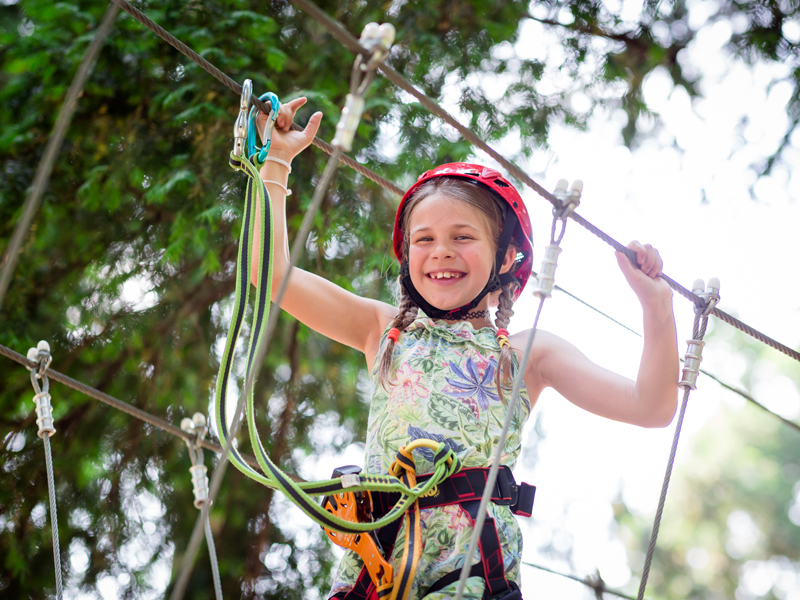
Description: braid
377,278,419,389
494,280,520,403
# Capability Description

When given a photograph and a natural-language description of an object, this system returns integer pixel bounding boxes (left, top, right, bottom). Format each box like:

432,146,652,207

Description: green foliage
1,0,798,598
615,327,800,599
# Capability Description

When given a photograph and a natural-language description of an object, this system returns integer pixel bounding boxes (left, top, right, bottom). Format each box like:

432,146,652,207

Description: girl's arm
251,99,396,365
517,242,679,428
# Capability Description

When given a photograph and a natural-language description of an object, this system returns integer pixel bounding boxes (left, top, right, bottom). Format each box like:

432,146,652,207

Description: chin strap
400,211,520,320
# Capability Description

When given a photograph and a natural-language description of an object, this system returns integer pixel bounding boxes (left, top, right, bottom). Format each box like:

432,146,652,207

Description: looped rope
636,282,718,600
25,341,63,600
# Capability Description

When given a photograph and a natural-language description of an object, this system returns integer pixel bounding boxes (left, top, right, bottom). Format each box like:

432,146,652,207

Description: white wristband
263,156,292,173
263,179,292,196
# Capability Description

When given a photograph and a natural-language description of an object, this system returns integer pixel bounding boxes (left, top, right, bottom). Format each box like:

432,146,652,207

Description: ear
499,246,517,275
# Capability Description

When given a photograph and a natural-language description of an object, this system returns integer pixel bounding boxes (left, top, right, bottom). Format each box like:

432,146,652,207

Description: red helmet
393,162,534,288
392,163,534,319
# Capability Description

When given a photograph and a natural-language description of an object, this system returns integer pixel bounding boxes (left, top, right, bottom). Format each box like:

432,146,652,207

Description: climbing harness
200,22,481,600
394,163,535,320
452,179,582,600
330,462,536,600
25,340,63,600
636,278,720,600
181,413,223,600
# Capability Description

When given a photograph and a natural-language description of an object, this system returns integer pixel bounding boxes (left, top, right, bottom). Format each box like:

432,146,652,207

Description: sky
326,2,800,599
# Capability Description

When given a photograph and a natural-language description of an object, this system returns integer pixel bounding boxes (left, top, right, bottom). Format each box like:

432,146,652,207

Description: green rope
214,150,460,534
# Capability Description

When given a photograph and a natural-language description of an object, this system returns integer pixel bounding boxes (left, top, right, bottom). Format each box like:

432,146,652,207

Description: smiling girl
254,100,679,600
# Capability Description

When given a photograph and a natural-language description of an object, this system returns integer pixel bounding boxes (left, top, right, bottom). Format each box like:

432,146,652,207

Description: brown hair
377,177,521,401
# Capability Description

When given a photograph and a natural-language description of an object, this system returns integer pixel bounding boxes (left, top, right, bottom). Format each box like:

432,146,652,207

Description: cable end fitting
32,392,56,438
332,93,366,152
533,244,562,299
679,339,705,391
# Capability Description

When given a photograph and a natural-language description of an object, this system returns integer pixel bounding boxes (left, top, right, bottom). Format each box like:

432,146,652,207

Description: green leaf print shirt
330,314,532,600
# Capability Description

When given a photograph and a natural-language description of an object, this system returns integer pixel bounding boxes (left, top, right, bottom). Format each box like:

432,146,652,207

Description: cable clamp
32,391,55,439
533,244,562,299
333,22,395,152
181,413,211,508
189,464,210,509
679,338,705,391
27,341,55,438
232,79,252,157
552,178,583,220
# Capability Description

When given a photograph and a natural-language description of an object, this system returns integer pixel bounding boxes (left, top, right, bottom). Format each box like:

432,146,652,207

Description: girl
254,100,679,600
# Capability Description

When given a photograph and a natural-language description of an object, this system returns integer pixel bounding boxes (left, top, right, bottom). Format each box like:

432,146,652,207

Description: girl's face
406,193,513,313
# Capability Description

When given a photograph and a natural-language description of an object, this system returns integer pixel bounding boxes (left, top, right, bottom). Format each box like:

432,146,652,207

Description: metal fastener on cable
26,340,55,439
679,278,720,391
25,340,63,599
534,179,583,299
232,79,252,157
333,22,395,152
180,412,223,600
181,413,210,508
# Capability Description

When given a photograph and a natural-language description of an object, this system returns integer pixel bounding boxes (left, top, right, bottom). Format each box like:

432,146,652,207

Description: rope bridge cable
106,0,403,197
0,342,293,477
105,0,800,365
287,0,800,366
0,3,120,313
547,279,800,435
522,561,639,600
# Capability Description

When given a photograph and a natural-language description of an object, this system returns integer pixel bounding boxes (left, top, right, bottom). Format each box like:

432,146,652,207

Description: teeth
431,272,462,279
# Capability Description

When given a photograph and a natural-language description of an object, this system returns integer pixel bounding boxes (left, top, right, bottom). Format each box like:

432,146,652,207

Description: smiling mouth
427,271,466,280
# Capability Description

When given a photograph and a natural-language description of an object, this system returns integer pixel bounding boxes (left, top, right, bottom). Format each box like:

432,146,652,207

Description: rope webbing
287,0,800,365
0,3,120,312
522,561,639,600
106,0,402,197
103,0,799,364
0,343,273,475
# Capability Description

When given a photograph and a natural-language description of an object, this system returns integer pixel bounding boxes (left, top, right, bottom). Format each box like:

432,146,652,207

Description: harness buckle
321,466,394,595
489,581,522,600
492,466,518,506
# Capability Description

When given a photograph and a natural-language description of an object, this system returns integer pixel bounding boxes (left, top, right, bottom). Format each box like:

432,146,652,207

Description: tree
1,0,798,598
614,326,800,599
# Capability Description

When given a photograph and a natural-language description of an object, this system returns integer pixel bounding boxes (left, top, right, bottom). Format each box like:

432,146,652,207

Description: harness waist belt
371,465,535,518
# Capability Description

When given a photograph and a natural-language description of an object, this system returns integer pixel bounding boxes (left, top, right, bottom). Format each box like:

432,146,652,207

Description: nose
431,239,454,260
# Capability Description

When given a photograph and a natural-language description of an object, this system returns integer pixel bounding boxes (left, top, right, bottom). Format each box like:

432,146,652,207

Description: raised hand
256,97,322,162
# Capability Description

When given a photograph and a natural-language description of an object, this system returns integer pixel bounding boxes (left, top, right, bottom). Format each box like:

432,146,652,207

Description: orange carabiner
322,466,393,595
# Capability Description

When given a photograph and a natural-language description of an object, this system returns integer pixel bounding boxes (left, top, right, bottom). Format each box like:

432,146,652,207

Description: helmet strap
399,212,520,320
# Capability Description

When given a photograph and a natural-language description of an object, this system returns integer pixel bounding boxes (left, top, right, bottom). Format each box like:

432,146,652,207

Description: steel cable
0,3,120,312
636,306,710,600
0,343,279,475
288,0,800,365
42,435,64,600
106,0,402,196
522,561,639,600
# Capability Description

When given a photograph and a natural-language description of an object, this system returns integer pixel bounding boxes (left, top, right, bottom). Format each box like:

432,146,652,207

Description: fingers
276,97,307,131
302,111,323,144
626,240,663,278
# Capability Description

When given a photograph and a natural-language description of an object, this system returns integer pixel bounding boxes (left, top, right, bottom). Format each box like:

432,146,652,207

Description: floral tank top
329,314,532,600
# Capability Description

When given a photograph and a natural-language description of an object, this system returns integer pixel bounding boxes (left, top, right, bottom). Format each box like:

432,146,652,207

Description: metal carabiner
247,92,280,162
233,79,253,157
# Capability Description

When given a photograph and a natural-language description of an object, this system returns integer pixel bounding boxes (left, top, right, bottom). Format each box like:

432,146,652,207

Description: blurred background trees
1,0,798,598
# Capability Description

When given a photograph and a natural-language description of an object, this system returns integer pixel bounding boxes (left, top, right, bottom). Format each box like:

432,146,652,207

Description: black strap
372,467,535,518
335,467,534,600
